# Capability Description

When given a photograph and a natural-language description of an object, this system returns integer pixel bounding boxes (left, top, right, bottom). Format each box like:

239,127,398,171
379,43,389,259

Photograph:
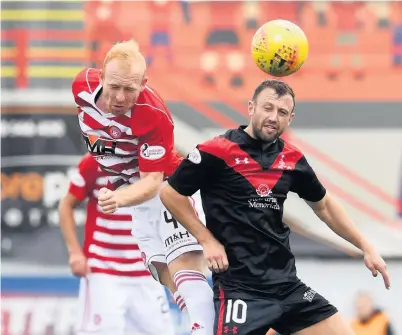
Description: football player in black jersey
160,80,390,335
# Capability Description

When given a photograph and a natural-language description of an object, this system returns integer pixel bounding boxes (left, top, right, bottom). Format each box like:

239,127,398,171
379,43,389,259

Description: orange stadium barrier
1,1,402,100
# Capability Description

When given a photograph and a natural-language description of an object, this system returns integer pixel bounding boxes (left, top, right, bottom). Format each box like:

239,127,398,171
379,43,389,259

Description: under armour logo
235,158,249,164
224,326,238,334
303,289,317,302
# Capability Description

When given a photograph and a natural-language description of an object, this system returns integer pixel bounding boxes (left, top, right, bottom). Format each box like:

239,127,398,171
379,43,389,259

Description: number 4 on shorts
225,299,248,324
164,211,179,229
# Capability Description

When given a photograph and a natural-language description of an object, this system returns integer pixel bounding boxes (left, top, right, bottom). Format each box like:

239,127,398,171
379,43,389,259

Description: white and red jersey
72,67,182,189
68,154,151,277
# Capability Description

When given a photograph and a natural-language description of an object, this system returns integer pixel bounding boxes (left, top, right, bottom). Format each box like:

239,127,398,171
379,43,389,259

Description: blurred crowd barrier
1,0,402,100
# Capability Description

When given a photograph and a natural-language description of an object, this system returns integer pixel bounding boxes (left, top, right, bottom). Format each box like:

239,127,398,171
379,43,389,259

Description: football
251,19,309,77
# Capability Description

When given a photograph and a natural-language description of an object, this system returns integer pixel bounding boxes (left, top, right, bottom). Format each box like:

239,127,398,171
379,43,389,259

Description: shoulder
77,153,99,173
278,138,305,167
132,86,174,133
280,138,303,155
72,67,101,104
198,129,239,156
70,154,98,188
135,86,173,123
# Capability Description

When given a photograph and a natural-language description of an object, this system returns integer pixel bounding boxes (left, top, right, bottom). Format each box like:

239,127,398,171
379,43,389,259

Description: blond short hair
103,39,146,72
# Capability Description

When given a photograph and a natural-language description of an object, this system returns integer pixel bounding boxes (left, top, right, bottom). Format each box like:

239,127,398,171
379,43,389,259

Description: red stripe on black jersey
198,137,303,192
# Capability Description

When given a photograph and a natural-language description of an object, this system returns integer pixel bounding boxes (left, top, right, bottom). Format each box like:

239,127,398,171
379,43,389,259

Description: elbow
58,194,79,218
58,196,68,216
312,194,333,222
309,195,329,218
159,181,171,204
139,172,164,201
159,182,183,208
148,173,164,198
58,197,72,227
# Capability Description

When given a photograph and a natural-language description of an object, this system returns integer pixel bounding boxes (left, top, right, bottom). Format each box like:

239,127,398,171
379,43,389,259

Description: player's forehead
104,59,144,87
256,87,294,111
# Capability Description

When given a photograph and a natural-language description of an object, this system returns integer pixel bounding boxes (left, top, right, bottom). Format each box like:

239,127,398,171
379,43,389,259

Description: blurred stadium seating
1,1,402,335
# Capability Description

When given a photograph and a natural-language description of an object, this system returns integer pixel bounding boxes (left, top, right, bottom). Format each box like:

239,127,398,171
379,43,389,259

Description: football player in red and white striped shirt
59,154,175,335
71,40,214,335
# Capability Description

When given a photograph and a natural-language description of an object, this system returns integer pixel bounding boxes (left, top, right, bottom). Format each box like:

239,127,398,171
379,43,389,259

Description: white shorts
76,273,175,335
131,191,204,280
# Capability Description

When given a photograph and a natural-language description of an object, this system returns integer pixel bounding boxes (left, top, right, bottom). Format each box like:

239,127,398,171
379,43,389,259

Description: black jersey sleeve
291,155,326,202
168,145,220,196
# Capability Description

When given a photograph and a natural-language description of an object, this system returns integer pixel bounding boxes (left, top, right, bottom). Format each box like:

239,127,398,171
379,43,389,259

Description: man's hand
363,248,391,289
69,252,90,277
202,238,229,273
98,187,119,214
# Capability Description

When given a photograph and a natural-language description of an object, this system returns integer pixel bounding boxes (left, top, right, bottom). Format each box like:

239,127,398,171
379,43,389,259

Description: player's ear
288,112,295,126
140,75,148,91
248,100,255,116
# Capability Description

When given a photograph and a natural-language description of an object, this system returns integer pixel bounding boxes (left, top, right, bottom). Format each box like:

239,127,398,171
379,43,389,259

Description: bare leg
151,261,177,294
293,313,355,335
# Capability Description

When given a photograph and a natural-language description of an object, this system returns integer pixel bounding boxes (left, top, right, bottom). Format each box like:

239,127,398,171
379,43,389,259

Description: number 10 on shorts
225,299,248,324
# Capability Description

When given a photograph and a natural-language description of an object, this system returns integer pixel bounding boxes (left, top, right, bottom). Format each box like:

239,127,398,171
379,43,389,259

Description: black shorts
213,281,338,335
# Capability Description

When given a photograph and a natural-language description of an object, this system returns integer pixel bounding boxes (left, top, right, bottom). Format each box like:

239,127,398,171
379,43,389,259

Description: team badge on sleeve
140,143,166,160
187,148,201,164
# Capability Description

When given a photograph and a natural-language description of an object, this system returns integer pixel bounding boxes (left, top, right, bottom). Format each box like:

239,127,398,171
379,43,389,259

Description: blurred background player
350,291,395,335
72,40,214,334
201,1,244,88
59,153,175,335
85,1,124,68
330,1,365,79
146,0,174,67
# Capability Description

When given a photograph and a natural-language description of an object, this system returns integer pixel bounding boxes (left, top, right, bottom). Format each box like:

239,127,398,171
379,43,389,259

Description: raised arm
291,155,390,289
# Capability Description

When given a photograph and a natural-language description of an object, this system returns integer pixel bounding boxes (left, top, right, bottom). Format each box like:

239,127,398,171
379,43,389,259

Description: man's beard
253,124,282,143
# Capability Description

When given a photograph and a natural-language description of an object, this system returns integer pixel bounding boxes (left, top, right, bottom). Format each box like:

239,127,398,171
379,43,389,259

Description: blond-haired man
71,40,214,335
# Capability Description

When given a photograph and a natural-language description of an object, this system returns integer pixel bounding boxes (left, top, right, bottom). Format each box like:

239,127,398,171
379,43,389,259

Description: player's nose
115,91,125,102
266,111,278,123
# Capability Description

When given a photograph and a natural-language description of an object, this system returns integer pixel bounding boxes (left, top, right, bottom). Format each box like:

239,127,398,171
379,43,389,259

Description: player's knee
168,250,206,274
200,51,219,71
149,261,177,293
226,51,245,71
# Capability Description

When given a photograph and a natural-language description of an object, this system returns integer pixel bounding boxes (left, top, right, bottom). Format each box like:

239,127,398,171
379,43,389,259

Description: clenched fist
98,187,119,214
202,238,229,273
69,252,90,277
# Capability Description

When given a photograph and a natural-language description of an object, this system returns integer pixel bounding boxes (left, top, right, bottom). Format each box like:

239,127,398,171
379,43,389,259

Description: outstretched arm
98,171,163,212
307,193,390,289
291,155,390,289
306,193,370,252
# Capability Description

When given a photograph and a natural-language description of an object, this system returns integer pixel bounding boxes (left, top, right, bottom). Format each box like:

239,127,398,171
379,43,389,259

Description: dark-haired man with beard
160,79,391,335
